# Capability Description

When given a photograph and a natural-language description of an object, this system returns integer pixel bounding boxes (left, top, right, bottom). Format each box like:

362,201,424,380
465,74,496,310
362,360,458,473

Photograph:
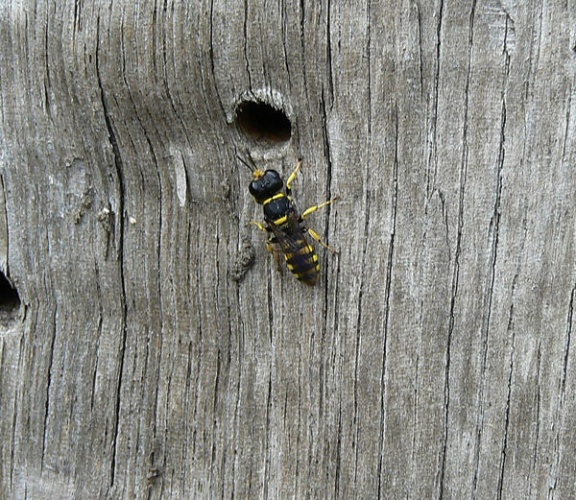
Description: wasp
241,157,338,286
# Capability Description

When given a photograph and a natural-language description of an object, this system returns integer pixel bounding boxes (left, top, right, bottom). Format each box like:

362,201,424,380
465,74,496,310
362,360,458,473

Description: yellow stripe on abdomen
284,242,319,286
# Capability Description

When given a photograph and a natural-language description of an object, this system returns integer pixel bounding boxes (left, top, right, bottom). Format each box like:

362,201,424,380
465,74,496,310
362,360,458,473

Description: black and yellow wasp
241,157,338,286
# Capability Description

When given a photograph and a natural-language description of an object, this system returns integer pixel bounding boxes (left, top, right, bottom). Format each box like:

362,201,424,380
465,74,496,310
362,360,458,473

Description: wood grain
1,0,575,498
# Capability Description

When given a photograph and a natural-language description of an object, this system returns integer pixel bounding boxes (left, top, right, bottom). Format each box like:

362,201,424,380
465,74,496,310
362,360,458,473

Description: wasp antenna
236,153,260,173
237,155,256,173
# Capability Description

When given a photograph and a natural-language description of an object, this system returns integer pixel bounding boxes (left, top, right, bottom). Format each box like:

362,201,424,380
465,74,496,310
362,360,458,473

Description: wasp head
248,169,283,204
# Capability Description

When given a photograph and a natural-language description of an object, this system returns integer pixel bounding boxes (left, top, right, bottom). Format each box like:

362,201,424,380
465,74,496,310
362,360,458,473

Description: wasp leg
266,238,284,272
300,197,339,253
248,221,284,272
301,196,339,219
248,220,267,233
285,159,302,195
306,227,338,254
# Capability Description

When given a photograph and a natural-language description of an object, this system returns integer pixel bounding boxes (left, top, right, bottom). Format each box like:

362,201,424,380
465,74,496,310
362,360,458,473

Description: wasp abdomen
284,239,320,286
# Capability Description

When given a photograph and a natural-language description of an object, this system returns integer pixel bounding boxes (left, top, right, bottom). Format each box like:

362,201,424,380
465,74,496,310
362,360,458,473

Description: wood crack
95,11,129,488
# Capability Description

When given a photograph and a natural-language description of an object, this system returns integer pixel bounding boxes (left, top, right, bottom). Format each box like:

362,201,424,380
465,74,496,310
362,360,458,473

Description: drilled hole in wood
0,272,20,326
235,102,292,145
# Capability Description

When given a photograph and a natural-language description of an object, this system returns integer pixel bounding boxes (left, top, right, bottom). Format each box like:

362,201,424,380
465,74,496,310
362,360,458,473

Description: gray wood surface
1,0,575,498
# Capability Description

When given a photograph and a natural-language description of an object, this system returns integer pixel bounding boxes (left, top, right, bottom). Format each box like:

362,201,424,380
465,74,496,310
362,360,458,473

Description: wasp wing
268,212,319,285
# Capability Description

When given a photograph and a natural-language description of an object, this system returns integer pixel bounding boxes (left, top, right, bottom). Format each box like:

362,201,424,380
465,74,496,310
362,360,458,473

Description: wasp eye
263,170,283,190
248,169,283,203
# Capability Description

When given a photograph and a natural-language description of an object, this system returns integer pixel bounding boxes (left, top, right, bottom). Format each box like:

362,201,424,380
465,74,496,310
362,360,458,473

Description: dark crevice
529,348,543,497
159,2,177,120
297,0,312,129
280,2,292,92
426,0,444,199
231,310,245,500
325,0,334,107
334,410,342,498
561,287,575,395
377,106,398,499
90,315,102,412
242,1,252,89
350,109,372,494
497,307,515,499
209,0,216,83
546,286,576,495
474,9,511,496
207,0,227,118
96,13,128,487
209,350,222,498
263,375,272,500
491,51,511,500
43,2,52,117
415,2,425,96
366,2,372,134
440,2,476,496
41,305,57,467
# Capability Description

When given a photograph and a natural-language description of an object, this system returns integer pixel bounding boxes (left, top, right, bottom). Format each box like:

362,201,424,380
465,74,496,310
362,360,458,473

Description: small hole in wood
0,272,20,327
235,101,292,145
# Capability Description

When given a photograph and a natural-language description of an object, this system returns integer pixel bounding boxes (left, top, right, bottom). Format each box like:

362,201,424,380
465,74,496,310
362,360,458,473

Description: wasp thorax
249,169,283,203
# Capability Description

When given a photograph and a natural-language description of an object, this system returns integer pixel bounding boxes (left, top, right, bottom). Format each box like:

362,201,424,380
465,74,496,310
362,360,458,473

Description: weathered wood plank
1,0,575,498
